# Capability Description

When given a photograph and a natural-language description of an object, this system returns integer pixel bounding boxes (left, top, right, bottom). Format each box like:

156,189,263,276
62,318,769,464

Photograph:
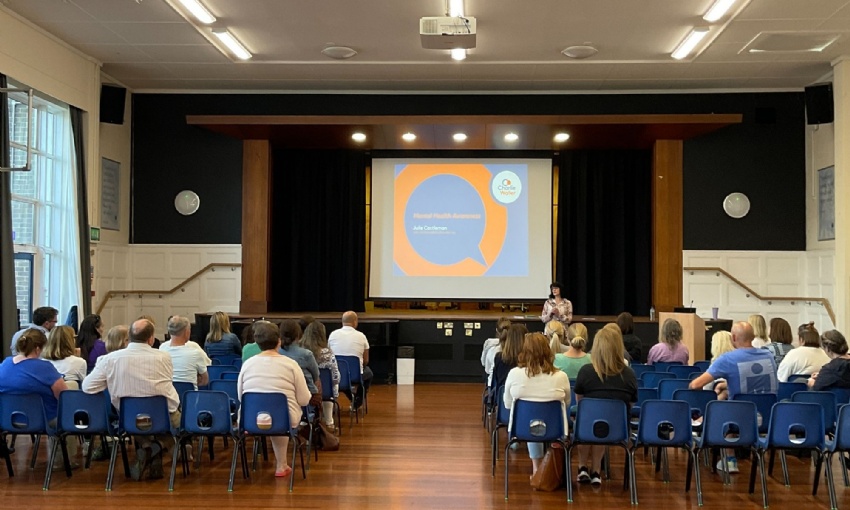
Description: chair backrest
508,399,566,442
766,401,825,449
211,355,241,367
496,386,510,426
209,379,239,405
791,390,837,434
573,398,629,445
336,355,362,384
732,393,777,434
653,361,685,372
668,365,702,379
181,390,233,435
0,393,49,434
672,389,717,419
636,400,693,447
658,379,692,401
641,371,677,389
119,395,174,436
569,379,577,409
172,381,195,404
777,382,807,402
56,390,110,435
701,400,759,448
636,388,659,406
693,361,711,372
221,371,240,381
835,404,850,450
319,368,335,400
630,364,656,380
207,365,238,381
828,387,850,406
239,392,293,435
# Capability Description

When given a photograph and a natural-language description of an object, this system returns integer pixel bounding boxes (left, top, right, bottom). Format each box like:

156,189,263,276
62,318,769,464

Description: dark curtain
556,150,652,316
69,107,92,316
1,74,19,356
269,149,367,312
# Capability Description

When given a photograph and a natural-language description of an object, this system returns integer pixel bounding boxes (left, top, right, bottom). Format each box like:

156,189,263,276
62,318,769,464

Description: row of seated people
1,309,373,481
481,315,849,490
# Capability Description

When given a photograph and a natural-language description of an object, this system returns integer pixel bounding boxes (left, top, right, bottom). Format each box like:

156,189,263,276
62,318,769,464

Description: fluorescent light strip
451,48,466,61
671,27,709,60
178,0,216,24
703,0,736,22
449,0,464,17
212,29,252,60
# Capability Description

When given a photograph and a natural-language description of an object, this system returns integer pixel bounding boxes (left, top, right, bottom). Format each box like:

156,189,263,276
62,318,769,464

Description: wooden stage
0,383,839,509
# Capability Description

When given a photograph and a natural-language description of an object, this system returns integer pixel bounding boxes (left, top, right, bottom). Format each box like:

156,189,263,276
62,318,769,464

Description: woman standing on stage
541,281,572,329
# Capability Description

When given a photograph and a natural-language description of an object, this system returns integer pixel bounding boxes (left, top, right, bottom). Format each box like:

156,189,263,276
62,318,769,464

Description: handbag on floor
529,444,565,491
316,421,340,451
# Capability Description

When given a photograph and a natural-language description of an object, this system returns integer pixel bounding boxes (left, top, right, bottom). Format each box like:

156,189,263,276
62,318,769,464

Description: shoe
577,465,591,483
51,461,80,471
274,466,293,478
130,447,152,481
590,471,602,486
716,457,739,474
147,445,164,480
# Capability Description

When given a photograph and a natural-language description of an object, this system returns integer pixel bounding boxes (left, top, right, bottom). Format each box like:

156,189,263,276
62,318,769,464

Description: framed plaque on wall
818,165,835,241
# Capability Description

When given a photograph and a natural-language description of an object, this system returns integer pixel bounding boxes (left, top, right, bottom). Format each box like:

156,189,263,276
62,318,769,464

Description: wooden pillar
240,139,272,314
652,140,684,312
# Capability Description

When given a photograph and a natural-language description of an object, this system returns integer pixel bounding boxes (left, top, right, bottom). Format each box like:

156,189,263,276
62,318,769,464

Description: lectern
658,312,706,364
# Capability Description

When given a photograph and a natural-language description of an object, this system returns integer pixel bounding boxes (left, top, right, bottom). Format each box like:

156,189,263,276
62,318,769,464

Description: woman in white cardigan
777,322,830,382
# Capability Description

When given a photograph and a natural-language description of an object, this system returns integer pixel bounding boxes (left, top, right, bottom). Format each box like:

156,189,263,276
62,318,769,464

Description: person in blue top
690,321,777,474
204,311,242,358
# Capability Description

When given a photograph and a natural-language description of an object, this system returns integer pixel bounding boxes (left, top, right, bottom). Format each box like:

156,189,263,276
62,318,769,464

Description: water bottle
649,305,656,321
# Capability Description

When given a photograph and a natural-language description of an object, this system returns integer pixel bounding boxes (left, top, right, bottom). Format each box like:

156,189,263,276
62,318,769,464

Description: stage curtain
70,107,92,317
269,149,366,312
556,150,652,317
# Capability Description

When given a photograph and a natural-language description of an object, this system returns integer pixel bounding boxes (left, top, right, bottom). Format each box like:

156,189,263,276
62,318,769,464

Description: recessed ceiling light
352,132,367,142
554,133,570,143
561,45,598,59
504,132,519,142
451,48,467,61
321,46,357,60
453,133,467,142
402,132,417,142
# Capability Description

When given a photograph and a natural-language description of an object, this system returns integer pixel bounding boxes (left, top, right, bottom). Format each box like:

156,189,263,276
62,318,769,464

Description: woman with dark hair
278,320,322,408
77,314,106,373
777,322,830,382
241,322,260,362
809,330,850,391
646,318,689,365
493,324,528,390
763,317,794,365
541,281,572,329
504,332,570,477
616,312,642,362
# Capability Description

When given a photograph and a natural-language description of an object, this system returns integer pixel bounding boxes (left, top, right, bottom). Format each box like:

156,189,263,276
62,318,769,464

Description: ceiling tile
100,22,208,45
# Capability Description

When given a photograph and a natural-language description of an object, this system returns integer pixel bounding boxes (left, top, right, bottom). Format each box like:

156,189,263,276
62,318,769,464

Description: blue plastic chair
693,361,711,372
207,365,238,382
44,391,120,491
319,368,341,436
658,379,691,401
630,388,658,421
211,355,241,367
641,371,676,389
672,389,717,433
207,379,241,464
336,358,363,430
0,393,54,477
566,398,631,503
653,361,685,372
172,381,195,409
694,400,766,505
828,387,850,406
787,373,811,383
490,386,510,476
170,390,246,491
336,354,367,415
629,399,701,505
118,396,177,485
233,392,305,492
221,371,240,381
630,364,656,380
504,399,568,500
667,365,702,379
824,404,850,509
792,391,837,435
732,393,777,434
758,401,827,504
777,381,807,402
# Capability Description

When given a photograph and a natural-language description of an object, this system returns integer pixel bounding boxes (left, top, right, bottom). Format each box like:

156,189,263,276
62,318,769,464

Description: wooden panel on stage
658,311,705,364
240,139,272,314
652,139,684,312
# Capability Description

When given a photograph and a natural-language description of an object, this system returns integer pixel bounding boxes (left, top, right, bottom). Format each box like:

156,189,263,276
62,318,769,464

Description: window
8,86,82,323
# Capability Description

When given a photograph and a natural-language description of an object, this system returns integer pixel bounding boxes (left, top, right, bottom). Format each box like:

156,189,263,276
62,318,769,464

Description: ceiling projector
420,16,477,49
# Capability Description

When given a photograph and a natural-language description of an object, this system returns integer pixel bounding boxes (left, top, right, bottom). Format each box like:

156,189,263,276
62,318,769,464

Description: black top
492,352,517,390
574,364,638,406
812,357,850,391
623,334,643,363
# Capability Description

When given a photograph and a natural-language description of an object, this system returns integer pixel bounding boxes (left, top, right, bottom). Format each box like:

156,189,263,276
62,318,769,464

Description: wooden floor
0,383,845,509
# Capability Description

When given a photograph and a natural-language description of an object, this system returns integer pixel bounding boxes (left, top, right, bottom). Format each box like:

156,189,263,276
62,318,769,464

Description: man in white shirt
83,318,180,481
10,306,58,355
328,311,373,406
160,315,209,390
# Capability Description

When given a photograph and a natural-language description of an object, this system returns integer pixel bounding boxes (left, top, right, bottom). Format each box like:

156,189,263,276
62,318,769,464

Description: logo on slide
491,171,522,204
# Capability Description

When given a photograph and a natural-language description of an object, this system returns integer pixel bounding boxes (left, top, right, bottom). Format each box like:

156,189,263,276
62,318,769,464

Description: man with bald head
328,311,373,407
83,318,180,481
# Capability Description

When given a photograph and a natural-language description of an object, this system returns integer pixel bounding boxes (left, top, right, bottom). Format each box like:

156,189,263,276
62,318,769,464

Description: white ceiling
2,0,849,92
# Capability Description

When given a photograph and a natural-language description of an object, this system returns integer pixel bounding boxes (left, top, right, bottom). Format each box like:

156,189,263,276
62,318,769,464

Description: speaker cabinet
804,82,833,125
100,85,126,125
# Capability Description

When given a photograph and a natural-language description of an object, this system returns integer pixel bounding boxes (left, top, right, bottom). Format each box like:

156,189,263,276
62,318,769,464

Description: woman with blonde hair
554,322,591,379
646,318,690,365
504,332,570,477
748,314,769,348
204,311,242,357
43,325,87,388
482,317,511,385
105,325,129,353
710,331,734,362
545,320,567,354
573,326,638,486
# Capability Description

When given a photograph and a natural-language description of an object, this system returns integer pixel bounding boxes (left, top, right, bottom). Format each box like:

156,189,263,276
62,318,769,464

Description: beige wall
98,74,132,245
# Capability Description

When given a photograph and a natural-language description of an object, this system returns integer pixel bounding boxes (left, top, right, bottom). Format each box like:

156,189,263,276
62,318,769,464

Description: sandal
274,466,293,478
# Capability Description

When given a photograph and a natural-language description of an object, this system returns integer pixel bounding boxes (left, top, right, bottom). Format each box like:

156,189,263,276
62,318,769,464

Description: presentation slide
370,158,552,300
